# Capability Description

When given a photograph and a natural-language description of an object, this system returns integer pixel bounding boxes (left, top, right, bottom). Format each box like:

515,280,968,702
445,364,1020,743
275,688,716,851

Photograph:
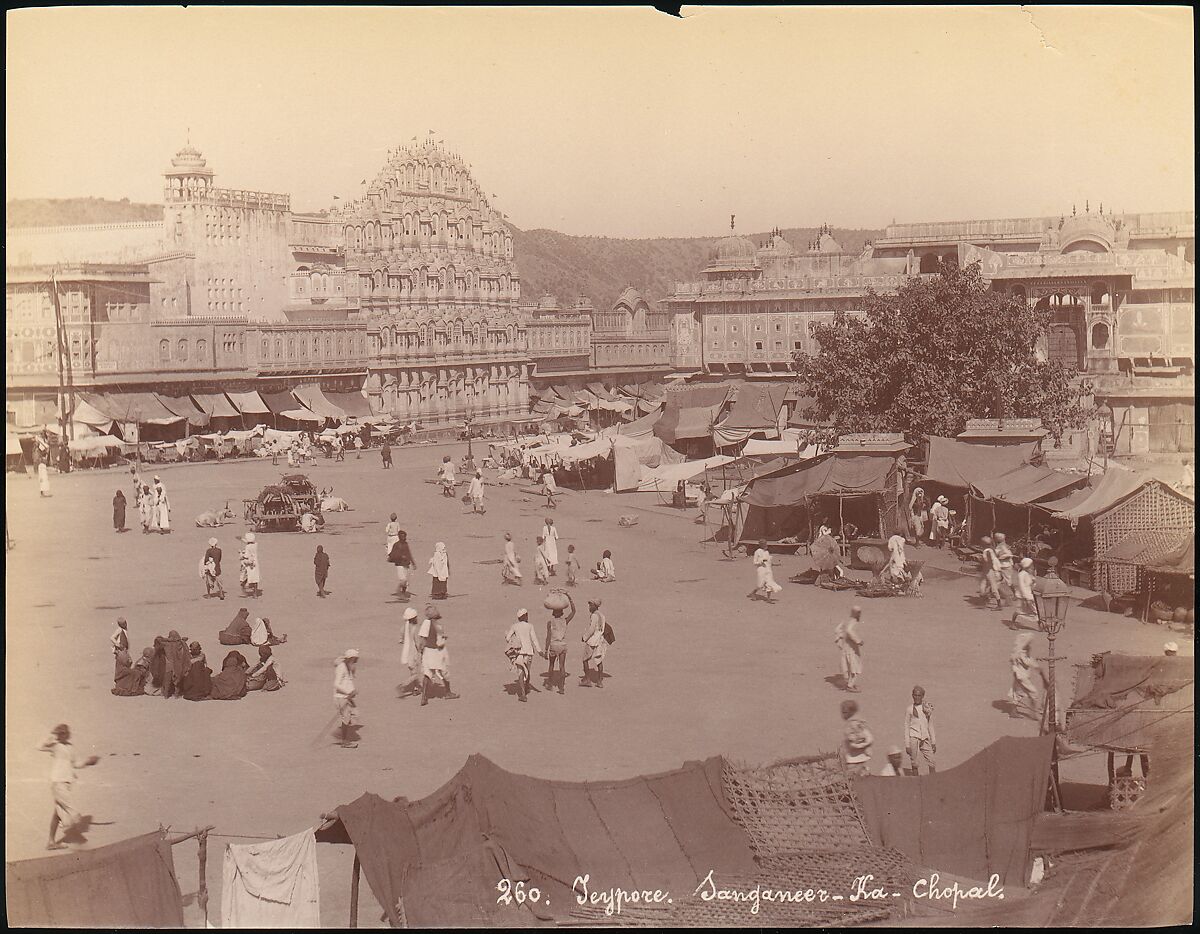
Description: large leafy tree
792,262,1090,440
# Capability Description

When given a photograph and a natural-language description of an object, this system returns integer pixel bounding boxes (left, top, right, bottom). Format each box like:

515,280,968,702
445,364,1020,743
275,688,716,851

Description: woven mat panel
563,847,912,927
721,755,872,857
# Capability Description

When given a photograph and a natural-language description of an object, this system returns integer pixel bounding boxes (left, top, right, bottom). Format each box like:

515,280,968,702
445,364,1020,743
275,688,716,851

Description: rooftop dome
768,233,795,255
166,144,214,176
708,235,759,268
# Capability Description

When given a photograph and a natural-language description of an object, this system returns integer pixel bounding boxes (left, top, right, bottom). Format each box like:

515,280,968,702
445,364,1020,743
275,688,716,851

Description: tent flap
226,391,271,415
291,384,346,420
924,437,1038,488
742,454,896,507
324,390,373,418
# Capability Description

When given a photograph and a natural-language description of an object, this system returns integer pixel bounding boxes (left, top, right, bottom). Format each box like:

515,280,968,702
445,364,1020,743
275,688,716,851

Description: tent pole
349,853,361,928
198,829,210,927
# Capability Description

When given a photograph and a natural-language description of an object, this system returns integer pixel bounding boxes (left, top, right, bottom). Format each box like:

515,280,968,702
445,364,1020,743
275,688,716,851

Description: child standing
565,544,581,587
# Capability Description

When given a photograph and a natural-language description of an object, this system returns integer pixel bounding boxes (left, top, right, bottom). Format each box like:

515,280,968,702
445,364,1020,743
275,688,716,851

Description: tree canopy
792,262,1090,440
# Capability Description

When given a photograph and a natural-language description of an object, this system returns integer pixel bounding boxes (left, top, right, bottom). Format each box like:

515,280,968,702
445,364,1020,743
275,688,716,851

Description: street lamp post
1032,556,1072,810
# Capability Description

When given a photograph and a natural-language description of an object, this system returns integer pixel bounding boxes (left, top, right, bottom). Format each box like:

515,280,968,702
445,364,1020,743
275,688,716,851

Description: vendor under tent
291,383,347,421
1052,467,1194,594
734,453,903,546
324,389,373,418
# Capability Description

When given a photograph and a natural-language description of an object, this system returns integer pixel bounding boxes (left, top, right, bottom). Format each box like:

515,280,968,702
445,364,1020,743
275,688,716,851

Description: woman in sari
428,542,450,599
181,642,213,701
219,608,253,645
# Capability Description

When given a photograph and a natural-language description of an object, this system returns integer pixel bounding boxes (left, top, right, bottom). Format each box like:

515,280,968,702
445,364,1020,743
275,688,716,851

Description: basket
543,591,570,611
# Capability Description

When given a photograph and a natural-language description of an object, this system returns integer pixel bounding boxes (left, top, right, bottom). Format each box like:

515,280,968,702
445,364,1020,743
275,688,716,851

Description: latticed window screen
1092,482,1194,593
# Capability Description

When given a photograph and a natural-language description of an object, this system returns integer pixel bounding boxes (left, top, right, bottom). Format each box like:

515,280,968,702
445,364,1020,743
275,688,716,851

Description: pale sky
5,5,1194,237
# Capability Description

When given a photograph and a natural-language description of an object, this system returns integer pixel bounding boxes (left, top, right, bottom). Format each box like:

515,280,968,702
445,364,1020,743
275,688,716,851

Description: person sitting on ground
219,608,254,646
250,616,286,646
112,647,154,696
181,642,213,701
591,549,617,582
246,645,285,691
210,650,250,700
299,510,320,533
161,630,190,699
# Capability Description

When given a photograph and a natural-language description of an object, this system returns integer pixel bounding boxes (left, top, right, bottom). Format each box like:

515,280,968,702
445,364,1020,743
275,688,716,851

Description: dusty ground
5,445,1191,926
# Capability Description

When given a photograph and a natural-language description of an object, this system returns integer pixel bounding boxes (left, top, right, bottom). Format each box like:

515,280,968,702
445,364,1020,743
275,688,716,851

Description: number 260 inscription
497,878,543,906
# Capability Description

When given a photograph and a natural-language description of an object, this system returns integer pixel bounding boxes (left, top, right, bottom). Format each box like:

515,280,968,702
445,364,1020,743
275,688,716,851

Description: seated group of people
110,612,286,701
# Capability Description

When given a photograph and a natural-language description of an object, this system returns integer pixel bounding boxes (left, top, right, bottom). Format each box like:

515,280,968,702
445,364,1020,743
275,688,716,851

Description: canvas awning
190,393,241,419
225,391,271,415
1145,537,1194,576
156,394,209,428
654,403,722,444
742,454,896,507
7,431,24,457
260,391,321,423
742,429,818,457
291,384,346,420
612,433,686,491
787,395,833,428
970,464,1088,505
588,382,617,401
635,454,735,492
71,398,117,432
1103,530,1193,567
558,436,613,464
715,382,788,430
924,436,1039,488
1053,467,1193,520
600,409,661,440
82,393,183,426
572,389,600,407
324,390,373,418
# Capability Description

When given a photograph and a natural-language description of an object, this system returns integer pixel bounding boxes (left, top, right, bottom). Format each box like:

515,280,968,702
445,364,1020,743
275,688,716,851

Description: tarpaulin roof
924,436,1038,488
595,397,633,413
572,389,600,407
82,392,182,425
191,392,240,419
855,735,1054,888
260,391,321,422
612,434,686,491
291,383,346,420
742,430,821,458
557,436,613,464
654,403,721,444
7,431,25,457
661,383,732,410
226,390,271,415
600,409,661,440
635,454,735,492
587,382,617,400
1146,536,1194,575
68,434,126,453
638,397,664,414
325,390,373,418
156,394,209,427
316,754,758,928
1053,466,1194,520
1103,530,1193,568
787,395,833,428
742,454,897,507
5,831,185,927
971,464,1089,505
71,398,116,431
716,382,788,430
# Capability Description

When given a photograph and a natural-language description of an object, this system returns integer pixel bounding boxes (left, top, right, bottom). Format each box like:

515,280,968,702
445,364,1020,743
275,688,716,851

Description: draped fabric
654,404,722,444
741,454,896,507
923,436,1037,489
226,391,271,415
156,394,210,428
83,392,183,425
291,384,346,420
1053,467,1192,520
259,392,321,423
324,390,373,418
970,464,1087,504
317,755,756,928
221,830,320,928
612,434,687,491
6,831,185,928
854,735,1054,887
191,393,241,419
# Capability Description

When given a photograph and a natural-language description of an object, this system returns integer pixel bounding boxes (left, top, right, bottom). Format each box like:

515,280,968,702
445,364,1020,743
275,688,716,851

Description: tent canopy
1053,467,1194,520
970,464,1088,505
1145,537,1194,575
654,403,721,444
324,390,373,418
190,393,241,419
226,391,271,415
259,391,320,423
787,395,833,428
82,393,182,425
716,382,788,430
742,454,896,508
612,434,686,491
635,454,734,492
291,384,346,420
156,394,209,427
587,382,616,401
741,430,821,458
316,754,757,928
924,436,1038,488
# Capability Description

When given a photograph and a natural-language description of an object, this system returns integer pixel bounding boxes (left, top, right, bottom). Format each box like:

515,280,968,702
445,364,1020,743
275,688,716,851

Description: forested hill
6,199,882,311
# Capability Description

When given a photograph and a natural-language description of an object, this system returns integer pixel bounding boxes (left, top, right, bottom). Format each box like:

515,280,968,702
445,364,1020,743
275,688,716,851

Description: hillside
5,198,883,311
6,197,161,228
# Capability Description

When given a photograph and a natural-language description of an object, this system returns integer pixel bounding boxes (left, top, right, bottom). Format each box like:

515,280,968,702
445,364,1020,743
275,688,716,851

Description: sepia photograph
5,4,1194,928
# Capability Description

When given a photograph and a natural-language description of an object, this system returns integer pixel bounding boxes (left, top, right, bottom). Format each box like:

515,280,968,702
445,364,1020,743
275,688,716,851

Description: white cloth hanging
221,829,320,928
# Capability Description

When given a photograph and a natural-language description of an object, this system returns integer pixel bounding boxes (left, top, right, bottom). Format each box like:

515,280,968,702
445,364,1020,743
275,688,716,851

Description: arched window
197,339,207,359
159,339,171,362
1091,322,1110,350
275,339,284,358
261,338,269,356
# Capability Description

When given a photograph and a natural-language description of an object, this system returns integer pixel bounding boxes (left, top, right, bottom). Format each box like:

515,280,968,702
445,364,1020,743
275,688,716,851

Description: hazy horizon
6,6,1194,239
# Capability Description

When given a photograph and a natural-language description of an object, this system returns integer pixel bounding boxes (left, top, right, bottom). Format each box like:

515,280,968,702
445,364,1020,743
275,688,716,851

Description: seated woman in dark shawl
245,645,285,692
219,608,253,645
112,647,154,696
149,636,168,694
181,641,213,701
209,650,250,700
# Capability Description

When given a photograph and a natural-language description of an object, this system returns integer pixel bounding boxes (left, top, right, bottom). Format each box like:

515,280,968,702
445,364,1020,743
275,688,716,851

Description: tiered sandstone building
665,213,1195,456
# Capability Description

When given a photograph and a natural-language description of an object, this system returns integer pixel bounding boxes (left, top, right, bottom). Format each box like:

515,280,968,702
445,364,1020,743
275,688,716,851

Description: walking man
439,456,456,497
469,470,486,514
834,606,864,692
544,590,576,694
751,541,783,603
203,538,226,600
506,609,542,703
314,545,331,597
381,441,392,469
385,513,400,555
541,517,560,575
388,530,416,598
334,649,359,748
542,469,558,509
929,495,950,547
418,606,459,705
113,489,127,532
39,724,99,849
153,477,171,533
994,533,1015,606
978,536,1003,609
904,685,937,775
580,599,609,688
564,544,581,587
398,607,423,697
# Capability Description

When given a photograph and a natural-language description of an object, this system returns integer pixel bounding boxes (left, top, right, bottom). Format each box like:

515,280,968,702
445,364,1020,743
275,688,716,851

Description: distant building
590,287,672,382
524,294,593,381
